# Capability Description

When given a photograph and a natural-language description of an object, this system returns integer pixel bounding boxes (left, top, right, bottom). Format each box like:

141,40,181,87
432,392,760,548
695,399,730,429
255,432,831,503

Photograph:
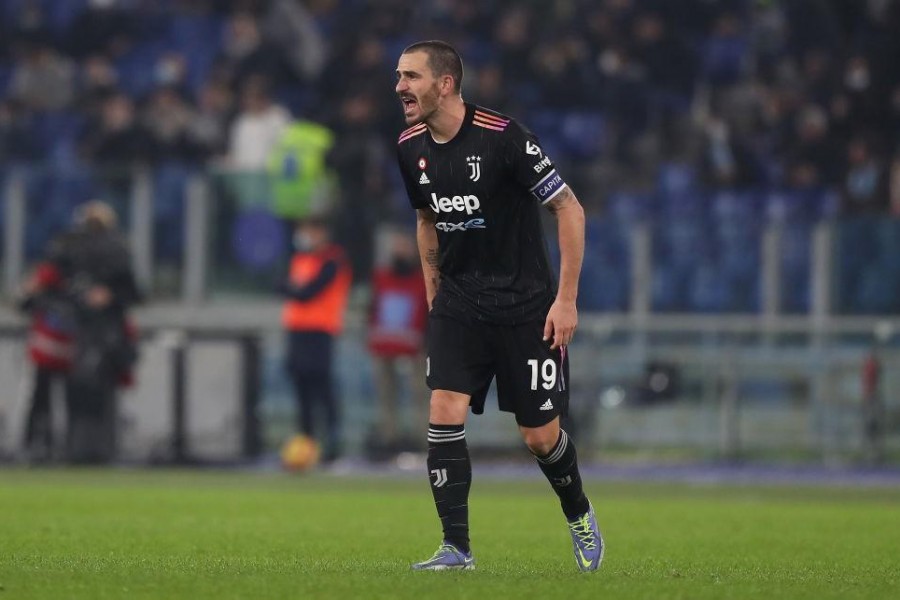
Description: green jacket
267,120,337,219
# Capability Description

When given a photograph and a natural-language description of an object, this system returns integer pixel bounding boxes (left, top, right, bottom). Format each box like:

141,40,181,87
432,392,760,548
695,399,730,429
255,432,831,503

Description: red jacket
25,261,138,386
367,267,428,357
26,263,73,371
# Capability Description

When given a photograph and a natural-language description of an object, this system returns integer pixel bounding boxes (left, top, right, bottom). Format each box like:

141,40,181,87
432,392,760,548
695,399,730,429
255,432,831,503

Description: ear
440,75,455,96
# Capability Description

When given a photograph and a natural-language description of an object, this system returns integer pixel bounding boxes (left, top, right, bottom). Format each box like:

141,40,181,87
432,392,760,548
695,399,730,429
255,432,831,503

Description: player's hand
543,299,577,350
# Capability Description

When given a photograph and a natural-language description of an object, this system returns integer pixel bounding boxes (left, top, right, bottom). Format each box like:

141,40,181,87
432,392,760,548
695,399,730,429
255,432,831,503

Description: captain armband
529,169,567,204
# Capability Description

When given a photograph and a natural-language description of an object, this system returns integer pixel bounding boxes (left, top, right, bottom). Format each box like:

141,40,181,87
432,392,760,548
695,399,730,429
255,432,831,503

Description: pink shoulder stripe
474,110,510,124
400,122,426,136
398,125,427,144
473,120,506,132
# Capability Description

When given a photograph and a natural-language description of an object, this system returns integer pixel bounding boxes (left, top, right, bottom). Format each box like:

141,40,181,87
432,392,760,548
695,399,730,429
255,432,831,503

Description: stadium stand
2,0,900,313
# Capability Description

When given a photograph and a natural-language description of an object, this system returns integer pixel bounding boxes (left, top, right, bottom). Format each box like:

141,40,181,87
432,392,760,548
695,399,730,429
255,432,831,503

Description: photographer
44,201,141,463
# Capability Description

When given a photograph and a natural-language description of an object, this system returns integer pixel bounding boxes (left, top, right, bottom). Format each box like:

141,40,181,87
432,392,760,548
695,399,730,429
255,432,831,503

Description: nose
396,77,407,94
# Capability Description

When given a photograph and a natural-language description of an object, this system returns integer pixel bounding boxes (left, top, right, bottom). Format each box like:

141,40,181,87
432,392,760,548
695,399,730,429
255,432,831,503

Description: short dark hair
402,40,463,93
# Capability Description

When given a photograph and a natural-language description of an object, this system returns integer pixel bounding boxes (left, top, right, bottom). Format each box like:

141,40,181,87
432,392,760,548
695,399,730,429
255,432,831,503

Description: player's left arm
543,186,585,350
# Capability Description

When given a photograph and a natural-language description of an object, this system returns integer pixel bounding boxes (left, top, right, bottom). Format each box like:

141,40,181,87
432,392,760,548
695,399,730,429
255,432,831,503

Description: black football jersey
397,103,569,325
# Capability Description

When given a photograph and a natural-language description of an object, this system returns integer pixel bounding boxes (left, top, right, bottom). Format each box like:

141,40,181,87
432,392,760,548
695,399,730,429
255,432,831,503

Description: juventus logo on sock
430,468,448,487
426,423,472,551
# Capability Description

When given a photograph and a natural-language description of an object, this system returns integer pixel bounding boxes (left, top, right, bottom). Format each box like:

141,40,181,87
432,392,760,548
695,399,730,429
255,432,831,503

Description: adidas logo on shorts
539,399,554,411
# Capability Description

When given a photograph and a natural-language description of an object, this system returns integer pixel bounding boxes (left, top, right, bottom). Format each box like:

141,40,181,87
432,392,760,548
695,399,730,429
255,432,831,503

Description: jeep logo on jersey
526,141,543,156
429,192,481,215
466,155,482,181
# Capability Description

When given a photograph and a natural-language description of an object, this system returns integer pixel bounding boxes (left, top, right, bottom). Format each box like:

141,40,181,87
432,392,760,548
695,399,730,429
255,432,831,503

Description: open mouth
401,96,418,114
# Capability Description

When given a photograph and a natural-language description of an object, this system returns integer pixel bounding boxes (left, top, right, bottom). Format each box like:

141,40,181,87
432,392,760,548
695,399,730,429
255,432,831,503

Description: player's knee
429,390,469,424
520,424,559,456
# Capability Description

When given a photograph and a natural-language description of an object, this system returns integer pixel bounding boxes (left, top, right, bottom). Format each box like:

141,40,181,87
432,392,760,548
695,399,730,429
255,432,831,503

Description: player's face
395,51,442,126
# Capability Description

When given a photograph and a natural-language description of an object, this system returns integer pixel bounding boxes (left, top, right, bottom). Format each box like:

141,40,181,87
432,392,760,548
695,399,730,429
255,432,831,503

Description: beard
402,84,441,125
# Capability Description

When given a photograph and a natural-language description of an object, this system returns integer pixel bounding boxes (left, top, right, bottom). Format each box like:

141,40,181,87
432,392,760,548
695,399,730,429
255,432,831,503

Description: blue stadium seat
656,217,712,269
717,208,762,313
530,110,606,161
578,215,631,312
765,187,835,224
579,257,628,312
658,189,709,219
656,163,705,219
43,0,87,33
231,208,288,269
166,12,224,46
877,220,900,271
0,169,6,234
657,162,698,197
0,65,12,96
558,112,605,160
688,261,728,312
711,189,761,224
585,216,628,264
166,14,225,93
779,223,811,313
274,84,314,116
606,190,653,225
780,266,810,313
651,261,691,312
154,163,191,260
23,168,68,259
115,41,169,97
835,217,879,312
31,111,85,165
781,223,811,269
855,263,900,314
701,35,748,85
526,110,566,162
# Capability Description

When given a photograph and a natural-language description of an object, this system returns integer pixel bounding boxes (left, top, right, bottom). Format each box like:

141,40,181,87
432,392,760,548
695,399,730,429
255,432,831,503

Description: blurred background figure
840,135,889,215
223,77,291,211
227,77,290,173
281,216,352,463
0,0,900,467
325,91,388,284
9,40,75,112
365,228,428,459
79,92,155,204
16,261,75,463
30,201,140,464
861,344,885,465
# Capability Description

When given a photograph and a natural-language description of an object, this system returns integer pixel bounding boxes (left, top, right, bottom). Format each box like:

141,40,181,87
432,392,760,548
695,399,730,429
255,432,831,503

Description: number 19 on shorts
528,358,557,390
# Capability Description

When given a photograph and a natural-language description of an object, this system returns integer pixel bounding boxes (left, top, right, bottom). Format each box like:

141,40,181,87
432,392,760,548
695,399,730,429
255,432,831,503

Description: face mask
845,67,870,91
391,257,415,275
293,232,315,251
155,61,181,85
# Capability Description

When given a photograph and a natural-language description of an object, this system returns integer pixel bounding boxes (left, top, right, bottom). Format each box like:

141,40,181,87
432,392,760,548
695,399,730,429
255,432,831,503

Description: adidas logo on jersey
539,399,554,411
419,172,430,185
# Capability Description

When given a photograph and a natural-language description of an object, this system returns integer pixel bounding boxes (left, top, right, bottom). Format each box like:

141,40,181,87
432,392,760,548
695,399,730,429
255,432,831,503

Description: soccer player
395,40,604,572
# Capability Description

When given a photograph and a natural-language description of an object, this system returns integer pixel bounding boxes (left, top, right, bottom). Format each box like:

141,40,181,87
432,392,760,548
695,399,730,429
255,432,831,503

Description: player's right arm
416,208,440,309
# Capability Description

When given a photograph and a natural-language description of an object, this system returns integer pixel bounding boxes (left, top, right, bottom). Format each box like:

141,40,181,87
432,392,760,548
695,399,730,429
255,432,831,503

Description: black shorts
426,314,570,427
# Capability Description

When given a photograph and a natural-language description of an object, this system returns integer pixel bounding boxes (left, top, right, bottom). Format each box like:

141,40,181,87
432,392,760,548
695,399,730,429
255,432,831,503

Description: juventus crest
466,155,482,182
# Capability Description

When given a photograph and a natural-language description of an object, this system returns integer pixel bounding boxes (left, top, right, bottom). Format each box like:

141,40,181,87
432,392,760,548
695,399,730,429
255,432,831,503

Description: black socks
534,429,591,520
426,423,472,553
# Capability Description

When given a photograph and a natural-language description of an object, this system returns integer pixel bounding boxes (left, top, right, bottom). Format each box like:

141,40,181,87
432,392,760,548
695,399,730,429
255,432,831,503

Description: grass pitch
1,469,899,599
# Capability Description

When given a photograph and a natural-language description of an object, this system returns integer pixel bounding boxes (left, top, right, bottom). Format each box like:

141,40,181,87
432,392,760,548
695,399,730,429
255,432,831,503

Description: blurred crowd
2,0,900,282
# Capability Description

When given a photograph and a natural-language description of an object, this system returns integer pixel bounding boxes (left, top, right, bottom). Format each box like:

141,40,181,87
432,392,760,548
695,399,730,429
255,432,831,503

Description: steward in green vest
267,120,337,219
